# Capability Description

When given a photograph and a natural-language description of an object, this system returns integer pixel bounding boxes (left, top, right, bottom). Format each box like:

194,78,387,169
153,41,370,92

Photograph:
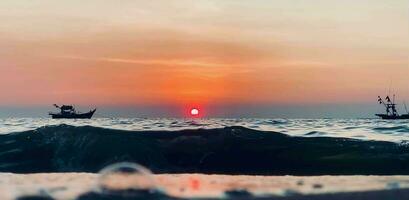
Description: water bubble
97,162,159,196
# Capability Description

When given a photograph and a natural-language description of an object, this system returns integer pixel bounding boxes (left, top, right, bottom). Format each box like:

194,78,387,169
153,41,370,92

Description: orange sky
0,0,408,111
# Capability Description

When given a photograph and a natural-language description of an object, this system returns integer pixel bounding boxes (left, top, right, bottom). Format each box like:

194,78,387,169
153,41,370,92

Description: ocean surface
1,118,408,142
1,118,409,199
0,118,408,175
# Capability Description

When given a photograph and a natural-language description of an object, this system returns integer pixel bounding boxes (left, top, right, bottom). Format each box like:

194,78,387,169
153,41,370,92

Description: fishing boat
376,95,409,119
49,104,96,119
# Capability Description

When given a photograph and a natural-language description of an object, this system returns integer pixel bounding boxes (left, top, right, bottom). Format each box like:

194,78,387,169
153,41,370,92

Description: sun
190,108,199,116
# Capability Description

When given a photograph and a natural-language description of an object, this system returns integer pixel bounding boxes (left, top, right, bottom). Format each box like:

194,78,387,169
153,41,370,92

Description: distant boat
49,104,96,119
376,95,409,119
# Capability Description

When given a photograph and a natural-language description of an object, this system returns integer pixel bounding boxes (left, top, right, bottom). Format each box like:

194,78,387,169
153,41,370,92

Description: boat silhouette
376,95,409,119
49,104,96,119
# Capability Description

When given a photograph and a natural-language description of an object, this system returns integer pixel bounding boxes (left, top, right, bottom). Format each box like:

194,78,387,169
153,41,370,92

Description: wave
304,131,327,136
0,124,408,175
373,125,409,132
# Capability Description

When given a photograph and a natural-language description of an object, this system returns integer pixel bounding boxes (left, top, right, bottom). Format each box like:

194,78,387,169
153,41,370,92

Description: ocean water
1,117,409,175
0,118,408,142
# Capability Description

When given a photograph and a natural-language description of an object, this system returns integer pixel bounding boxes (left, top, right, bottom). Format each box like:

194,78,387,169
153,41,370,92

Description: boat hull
50,109,96,119
375,114,409,120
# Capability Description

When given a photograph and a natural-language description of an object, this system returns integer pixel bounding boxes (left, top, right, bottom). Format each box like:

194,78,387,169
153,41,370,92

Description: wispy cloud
56,55,238,68
279,61,331,67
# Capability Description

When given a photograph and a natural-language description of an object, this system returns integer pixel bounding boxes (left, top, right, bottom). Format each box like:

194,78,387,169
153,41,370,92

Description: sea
1,117,408,174
1,118,409,199
1,118,408,142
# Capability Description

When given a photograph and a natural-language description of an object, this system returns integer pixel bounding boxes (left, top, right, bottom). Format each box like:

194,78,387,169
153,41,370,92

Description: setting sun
190,108,199,116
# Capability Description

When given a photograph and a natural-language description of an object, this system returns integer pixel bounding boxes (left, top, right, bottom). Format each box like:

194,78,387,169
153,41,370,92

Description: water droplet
97,162,158,196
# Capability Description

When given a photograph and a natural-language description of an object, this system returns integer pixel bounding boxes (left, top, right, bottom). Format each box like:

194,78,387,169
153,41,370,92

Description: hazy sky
0,0,408,117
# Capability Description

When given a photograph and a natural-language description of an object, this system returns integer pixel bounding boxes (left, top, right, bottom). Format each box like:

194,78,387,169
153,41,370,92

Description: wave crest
0,124,408,175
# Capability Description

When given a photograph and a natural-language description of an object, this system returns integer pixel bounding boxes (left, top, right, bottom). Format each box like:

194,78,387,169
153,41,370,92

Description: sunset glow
0,0,408,117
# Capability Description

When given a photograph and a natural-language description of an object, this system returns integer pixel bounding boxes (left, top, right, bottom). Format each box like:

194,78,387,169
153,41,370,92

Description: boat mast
392,94,398,116
386,94,398,116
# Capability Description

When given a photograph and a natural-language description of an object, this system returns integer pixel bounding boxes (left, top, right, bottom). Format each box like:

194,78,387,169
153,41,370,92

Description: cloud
56,55,240,68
